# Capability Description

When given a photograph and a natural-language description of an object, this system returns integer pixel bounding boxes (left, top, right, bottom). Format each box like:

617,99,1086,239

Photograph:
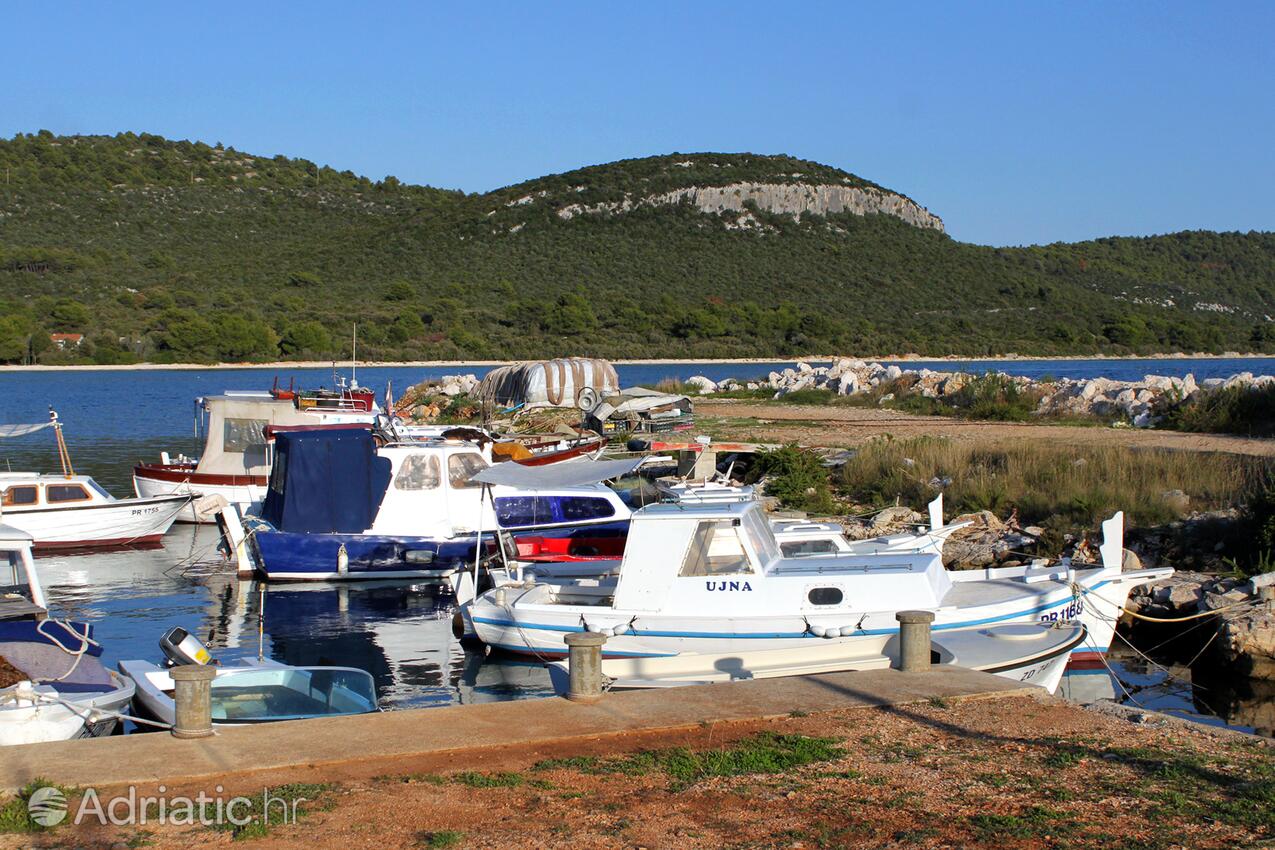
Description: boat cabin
0,523,46,616
0,473,113,512
191,392,381,481
609,500,953,616
261,429,631,538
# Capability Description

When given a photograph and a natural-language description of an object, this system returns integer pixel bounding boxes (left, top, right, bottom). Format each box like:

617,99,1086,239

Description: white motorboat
463,498,1170,666
547,620,1085,694
0,524,135,745
0,413,190,550
0,472,190,551
119,628,379,726
219,430,637,581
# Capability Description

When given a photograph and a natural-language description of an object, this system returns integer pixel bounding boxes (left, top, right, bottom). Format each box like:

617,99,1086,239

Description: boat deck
0,595,45,620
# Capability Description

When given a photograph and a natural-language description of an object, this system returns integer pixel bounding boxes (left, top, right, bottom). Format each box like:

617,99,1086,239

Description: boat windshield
86,479,112,500
208,668,377,722
741,509,780,566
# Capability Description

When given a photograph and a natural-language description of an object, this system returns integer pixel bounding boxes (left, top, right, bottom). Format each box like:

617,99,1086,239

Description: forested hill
1,131,1272,364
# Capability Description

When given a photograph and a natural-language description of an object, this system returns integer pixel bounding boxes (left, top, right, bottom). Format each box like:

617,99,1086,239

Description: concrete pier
0,667,1034,793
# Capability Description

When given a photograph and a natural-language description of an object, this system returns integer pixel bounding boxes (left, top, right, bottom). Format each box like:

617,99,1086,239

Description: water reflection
33,527,553,715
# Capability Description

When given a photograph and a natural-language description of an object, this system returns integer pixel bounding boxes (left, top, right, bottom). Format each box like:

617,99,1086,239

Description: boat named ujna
461,498,1171,668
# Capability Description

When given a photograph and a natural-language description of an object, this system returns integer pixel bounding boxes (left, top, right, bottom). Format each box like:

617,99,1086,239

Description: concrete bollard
563,632,608,703
1262,585,1275,611
895,610,936,673
170,665,218,738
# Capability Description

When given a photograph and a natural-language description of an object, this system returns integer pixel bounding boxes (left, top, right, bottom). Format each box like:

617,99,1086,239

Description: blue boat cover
261,429,392,534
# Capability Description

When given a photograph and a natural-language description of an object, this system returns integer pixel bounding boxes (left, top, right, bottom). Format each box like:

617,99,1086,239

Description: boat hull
469,569,1150,662
0,674,135,746
544,623,1084,695
252,520,630,581
0,495,190,550
133,464,266,523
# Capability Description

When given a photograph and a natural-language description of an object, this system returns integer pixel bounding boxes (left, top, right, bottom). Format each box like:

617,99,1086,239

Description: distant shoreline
0,352,1271,373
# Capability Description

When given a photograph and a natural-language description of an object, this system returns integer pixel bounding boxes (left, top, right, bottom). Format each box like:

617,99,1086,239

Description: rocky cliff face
551,181,945,232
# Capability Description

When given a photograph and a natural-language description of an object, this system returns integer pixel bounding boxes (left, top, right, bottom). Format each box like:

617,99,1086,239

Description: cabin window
1,485,38,506
495,496,553,527
223,418,268,453
394,455,441,490
678,520,753,577
46,484,90,503
781,539,839,558
447,453,487,489
559,497,615,521
807,587,844,606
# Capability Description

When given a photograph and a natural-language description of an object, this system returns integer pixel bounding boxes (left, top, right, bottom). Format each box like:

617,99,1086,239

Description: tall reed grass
838,436,1266,533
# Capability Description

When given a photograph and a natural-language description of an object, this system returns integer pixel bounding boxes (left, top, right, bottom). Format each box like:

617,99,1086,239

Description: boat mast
49,408,75,478
351,323,358,389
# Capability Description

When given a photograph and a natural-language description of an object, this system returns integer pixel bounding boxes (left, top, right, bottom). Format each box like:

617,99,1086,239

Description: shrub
1157,384,1275,437
749,444,836,514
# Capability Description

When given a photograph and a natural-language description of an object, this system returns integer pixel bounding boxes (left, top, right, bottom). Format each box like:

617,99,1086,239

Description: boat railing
769,559,925,576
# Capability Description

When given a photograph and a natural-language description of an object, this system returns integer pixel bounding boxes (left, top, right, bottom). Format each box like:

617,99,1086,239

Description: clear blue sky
3,2,1272,246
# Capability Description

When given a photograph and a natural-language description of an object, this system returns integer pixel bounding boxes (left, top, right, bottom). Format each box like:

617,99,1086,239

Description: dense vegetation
2,131,1273,364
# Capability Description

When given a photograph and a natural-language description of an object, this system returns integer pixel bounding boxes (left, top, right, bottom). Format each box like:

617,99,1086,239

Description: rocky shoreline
693,358,1275,427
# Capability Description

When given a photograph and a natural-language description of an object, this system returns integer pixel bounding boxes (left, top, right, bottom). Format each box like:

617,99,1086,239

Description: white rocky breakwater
686,359,1275,428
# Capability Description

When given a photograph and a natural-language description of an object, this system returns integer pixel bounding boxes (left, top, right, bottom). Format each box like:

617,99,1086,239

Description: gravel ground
696,400,1275,457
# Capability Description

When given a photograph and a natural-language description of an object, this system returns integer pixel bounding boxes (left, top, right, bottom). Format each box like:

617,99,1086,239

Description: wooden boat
0,413,189,550
0,523,135,745
546,621,1086,694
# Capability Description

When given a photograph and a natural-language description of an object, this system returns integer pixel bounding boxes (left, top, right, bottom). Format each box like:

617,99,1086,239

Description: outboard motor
159,626,212,667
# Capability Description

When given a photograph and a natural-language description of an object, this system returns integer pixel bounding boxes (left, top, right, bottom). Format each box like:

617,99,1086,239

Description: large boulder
837,371,860,395
870,506,925,532
685,375,718,394
1221,607,1275,680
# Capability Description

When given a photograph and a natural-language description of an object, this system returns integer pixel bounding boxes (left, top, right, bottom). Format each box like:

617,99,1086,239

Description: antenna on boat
351,323,358,389
49,408,75,478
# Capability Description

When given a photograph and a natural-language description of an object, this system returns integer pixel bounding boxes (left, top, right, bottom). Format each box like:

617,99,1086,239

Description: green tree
212,314,278,360
543,292,597,336
280,320,333,356
50,299,91,331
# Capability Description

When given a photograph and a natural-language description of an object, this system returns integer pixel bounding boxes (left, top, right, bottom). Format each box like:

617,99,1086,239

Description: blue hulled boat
221,428,636,581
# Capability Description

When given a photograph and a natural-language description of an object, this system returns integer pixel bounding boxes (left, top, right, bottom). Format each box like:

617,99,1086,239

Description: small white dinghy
547,621,1085,695
1,524,134,746
119,628,379,727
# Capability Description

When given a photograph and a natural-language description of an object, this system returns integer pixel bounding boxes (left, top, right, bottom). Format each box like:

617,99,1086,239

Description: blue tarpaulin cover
261,429,392,534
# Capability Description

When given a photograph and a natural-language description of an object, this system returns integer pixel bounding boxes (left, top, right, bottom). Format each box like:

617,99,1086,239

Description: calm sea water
3,358,1272,734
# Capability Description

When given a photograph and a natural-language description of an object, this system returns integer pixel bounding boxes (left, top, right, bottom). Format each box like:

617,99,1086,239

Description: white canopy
0,422,52,439
471,456,644,489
